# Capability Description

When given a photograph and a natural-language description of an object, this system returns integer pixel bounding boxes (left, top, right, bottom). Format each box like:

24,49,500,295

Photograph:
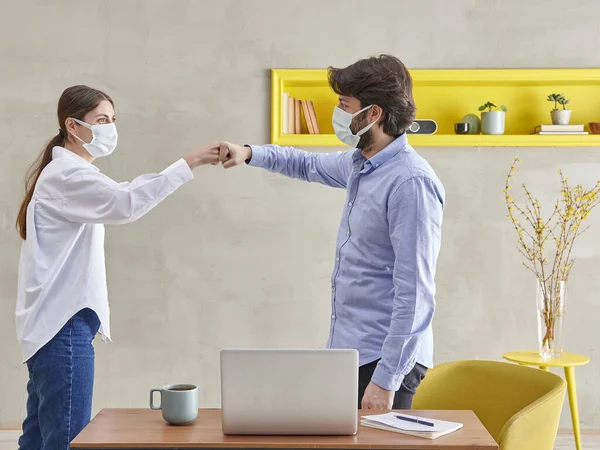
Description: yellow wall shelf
271,68,600,147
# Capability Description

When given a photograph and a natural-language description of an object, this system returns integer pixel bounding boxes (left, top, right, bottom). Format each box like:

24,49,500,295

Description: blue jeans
18,308,100,450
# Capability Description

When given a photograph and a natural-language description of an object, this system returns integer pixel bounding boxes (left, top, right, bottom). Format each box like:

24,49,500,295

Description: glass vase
536,279,566,359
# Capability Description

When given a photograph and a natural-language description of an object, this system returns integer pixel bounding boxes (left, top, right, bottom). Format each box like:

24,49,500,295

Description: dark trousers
358,360,427,409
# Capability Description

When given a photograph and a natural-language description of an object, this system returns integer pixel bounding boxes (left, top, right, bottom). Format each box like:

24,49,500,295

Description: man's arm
219,142,353,189
370,176,444,393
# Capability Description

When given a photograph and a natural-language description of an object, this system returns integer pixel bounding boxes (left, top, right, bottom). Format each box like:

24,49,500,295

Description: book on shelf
282,93,289,134
534,124,584,132
300,100,320,134
531,131,588,135
294,98,301,134
308,101,320,134
287,94,295,134
283,94,319,135
301,100,314,134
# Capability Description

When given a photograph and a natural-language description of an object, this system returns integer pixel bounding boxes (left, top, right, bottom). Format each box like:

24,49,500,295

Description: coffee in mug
150,384,198,425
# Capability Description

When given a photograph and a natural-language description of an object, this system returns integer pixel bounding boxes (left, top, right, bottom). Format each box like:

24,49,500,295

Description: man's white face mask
332,105,375,148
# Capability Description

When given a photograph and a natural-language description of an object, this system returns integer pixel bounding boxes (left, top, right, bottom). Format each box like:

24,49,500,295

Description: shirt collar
52,146,99,171
354,133,410,172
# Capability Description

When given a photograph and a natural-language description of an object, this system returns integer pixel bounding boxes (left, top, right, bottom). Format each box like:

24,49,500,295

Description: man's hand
218,142,252,168
361,382,394,410
184,142,220,169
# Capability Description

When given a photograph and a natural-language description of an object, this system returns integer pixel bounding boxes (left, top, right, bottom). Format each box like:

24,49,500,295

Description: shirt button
331,315,335,319
332,286,336,291
348,202,353,207
336,257,340,262
376,164,380,167
346,231,350,236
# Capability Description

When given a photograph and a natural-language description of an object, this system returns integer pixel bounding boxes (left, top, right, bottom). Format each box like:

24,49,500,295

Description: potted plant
479,102,507,135
547,93,571,125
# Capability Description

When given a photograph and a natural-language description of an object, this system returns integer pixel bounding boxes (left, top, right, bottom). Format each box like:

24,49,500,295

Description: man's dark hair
328,55,416,136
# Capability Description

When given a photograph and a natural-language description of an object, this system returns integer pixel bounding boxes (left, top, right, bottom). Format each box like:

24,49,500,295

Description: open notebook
361,412,463,440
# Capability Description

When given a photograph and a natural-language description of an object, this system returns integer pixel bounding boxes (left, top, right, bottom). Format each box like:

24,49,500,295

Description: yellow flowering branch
504,157,600,352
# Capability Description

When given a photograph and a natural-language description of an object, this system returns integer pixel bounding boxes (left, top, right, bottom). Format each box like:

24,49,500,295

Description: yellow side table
503,350,590,450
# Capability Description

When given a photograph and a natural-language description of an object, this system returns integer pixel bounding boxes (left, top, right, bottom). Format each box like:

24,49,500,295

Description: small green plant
547,93,570,111
479,102,507,113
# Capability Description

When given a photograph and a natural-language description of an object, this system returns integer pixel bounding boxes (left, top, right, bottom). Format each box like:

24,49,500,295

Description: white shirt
16,146,194,362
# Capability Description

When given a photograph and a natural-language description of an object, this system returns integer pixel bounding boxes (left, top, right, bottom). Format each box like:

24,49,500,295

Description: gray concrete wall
1,0,598,430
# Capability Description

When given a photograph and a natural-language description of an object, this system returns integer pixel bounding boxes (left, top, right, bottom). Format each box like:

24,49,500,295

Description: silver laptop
220,348,358,435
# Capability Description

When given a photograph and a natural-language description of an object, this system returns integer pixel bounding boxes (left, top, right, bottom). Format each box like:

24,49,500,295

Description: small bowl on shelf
589,122,600,134
454,123,469,134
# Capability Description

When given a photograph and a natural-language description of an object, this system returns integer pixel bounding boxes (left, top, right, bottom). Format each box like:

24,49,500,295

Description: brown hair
16,85,113,239
328,54,416,136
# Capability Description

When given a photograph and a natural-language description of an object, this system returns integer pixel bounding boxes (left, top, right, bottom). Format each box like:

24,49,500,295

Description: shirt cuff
246,145,267,168
162,158,194,184
371,363,404,392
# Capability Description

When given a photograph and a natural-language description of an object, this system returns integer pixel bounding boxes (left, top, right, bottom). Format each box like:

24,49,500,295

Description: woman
15,85,218,450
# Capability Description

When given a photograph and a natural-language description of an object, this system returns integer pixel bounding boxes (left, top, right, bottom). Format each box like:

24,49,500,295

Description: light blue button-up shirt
248,134,444,391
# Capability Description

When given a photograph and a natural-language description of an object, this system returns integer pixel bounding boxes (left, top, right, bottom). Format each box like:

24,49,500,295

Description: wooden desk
71,409,498,449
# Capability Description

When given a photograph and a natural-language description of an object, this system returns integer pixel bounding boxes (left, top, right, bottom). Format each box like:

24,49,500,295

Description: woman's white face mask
332,104,375,148
70,118,118,158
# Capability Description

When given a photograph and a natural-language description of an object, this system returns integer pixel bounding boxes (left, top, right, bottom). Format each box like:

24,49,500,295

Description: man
219,54,444,410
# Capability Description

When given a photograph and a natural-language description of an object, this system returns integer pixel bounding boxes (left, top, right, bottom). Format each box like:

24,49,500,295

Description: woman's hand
184,142,220,169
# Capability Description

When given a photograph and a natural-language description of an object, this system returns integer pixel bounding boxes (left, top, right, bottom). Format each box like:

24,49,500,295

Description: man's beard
356,129,374,152
351,112,374,151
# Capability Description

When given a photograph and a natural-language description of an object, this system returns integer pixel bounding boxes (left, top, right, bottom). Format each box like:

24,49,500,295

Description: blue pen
395,415,435,427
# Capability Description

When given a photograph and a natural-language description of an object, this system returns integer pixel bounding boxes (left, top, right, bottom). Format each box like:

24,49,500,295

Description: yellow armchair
412,360,566,450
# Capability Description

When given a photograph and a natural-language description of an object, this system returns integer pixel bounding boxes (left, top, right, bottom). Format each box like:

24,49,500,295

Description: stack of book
282,93,320,135
531,124,588,135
